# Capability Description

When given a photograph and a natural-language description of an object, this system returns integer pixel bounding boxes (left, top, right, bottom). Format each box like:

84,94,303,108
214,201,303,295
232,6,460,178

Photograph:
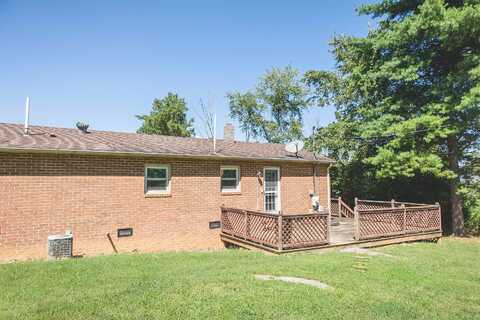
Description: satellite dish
285,140,304,157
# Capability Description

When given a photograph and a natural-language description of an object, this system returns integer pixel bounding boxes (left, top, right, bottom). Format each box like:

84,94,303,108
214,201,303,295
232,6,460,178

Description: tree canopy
137,93,195,137
306,0,480,235
228,66,311,143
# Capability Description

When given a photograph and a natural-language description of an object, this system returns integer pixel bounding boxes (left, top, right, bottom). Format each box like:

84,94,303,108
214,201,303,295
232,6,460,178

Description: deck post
391,199,395,208
402,204,406,234
354,197,359,240
245,211,250,239
436,202,442,233
220,207,224,234
338,196,342,217
278,211,283,252
243,210,248,240
327,207,331,244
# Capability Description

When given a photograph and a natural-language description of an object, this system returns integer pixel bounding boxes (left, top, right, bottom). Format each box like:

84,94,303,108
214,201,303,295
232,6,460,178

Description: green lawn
1,238,479,320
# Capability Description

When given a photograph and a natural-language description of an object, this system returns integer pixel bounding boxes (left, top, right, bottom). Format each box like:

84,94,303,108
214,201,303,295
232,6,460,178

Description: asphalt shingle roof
0,123,332,163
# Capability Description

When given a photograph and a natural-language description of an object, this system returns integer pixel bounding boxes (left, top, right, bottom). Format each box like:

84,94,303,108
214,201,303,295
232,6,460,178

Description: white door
264,167,280,213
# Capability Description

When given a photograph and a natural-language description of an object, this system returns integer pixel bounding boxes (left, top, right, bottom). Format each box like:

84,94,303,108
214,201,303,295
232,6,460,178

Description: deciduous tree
137,93,195,137
228,66,311,143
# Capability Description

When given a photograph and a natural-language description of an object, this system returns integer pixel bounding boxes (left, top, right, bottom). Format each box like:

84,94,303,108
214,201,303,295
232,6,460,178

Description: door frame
263,166,281,213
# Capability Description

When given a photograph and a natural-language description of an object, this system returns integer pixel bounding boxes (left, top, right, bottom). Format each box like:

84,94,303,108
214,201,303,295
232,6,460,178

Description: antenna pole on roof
285,140,304,158
312,126,317,160
24,96,30,135
213,114,217,154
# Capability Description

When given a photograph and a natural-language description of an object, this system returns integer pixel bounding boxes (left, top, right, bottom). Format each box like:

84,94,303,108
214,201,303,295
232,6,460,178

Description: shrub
460,182,480,235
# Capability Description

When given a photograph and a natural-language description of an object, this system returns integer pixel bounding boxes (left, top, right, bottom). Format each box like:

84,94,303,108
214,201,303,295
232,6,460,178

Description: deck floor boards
330,217,355,244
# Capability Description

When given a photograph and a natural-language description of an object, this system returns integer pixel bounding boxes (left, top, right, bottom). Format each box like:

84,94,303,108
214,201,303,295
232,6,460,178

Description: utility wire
314,123,479,148
312,124,479,156
332,124,453,144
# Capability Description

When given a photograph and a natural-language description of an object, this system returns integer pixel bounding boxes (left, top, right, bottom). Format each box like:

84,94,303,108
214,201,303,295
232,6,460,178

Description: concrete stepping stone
340,247,393,257
255,274,332,289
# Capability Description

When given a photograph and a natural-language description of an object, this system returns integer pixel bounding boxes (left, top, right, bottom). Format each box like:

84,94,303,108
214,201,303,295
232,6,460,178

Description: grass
1,238,479,320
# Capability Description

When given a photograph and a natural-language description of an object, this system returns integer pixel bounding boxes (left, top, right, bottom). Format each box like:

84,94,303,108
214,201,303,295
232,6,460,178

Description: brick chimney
224,123,235,141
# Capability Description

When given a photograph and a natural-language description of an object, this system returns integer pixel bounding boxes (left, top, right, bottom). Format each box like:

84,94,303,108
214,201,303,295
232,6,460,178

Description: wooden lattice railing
221,207,329,251
331,197,354,218
355,199,430,210
354,199,442,240
330,198,340,216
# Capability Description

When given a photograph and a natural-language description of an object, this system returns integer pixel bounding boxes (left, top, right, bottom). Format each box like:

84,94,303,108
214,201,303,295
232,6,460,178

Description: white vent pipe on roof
24,96,30,135
213,114,217,154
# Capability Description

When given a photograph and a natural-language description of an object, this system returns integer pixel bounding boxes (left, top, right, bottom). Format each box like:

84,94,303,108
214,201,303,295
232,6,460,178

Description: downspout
256,173,259,211
327,163,332,244
256,171,262,211
327,164,331,213
312,163,331,211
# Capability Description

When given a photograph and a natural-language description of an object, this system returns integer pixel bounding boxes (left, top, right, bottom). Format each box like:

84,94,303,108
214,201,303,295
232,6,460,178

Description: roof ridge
0,122,332,163
0,122,289,147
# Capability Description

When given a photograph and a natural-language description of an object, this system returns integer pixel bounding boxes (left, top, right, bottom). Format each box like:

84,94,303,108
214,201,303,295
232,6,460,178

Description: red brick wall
0,152,329,261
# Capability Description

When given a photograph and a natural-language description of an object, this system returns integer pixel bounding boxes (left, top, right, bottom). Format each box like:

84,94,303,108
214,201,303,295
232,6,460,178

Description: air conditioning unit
47,233,73,259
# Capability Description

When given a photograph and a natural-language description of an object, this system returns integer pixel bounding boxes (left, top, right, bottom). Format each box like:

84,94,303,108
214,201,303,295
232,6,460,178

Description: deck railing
354,199,442,240
220,207,329,251
331,197,354,218
355,199,430,210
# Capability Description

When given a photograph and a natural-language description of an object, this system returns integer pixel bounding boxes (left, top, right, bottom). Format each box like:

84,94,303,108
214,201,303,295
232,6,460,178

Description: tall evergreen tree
137,93,195,137
306,0,480,235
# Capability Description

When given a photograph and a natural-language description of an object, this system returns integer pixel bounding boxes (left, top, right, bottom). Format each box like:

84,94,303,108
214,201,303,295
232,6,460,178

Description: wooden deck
220,199,443,254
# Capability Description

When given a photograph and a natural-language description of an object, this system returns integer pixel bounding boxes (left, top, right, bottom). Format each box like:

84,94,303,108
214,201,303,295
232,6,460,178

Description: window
221,166,240,192
145,165,170,194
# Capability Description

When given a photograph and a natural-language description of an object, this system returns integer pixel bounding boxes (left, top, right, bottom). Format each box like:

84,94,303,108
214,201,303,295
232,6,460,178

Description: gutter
0,146,335,165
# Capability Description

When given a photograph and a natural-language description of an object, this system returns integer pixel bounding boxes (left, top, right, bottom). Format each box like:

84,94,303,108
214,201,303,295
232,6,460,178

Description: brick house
0,122,332,261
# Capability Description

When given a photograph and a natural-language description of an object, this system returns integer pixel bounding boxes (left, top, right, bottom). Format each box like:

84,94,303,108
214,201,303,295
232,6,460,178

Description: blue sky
1,0,373,140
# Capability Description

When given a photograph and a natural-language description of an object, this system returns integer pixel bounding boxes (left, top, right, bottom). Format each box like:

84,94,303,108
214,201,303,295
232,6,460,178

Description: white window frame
144,164,171,195
220,165,241,193
263,166,281,213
